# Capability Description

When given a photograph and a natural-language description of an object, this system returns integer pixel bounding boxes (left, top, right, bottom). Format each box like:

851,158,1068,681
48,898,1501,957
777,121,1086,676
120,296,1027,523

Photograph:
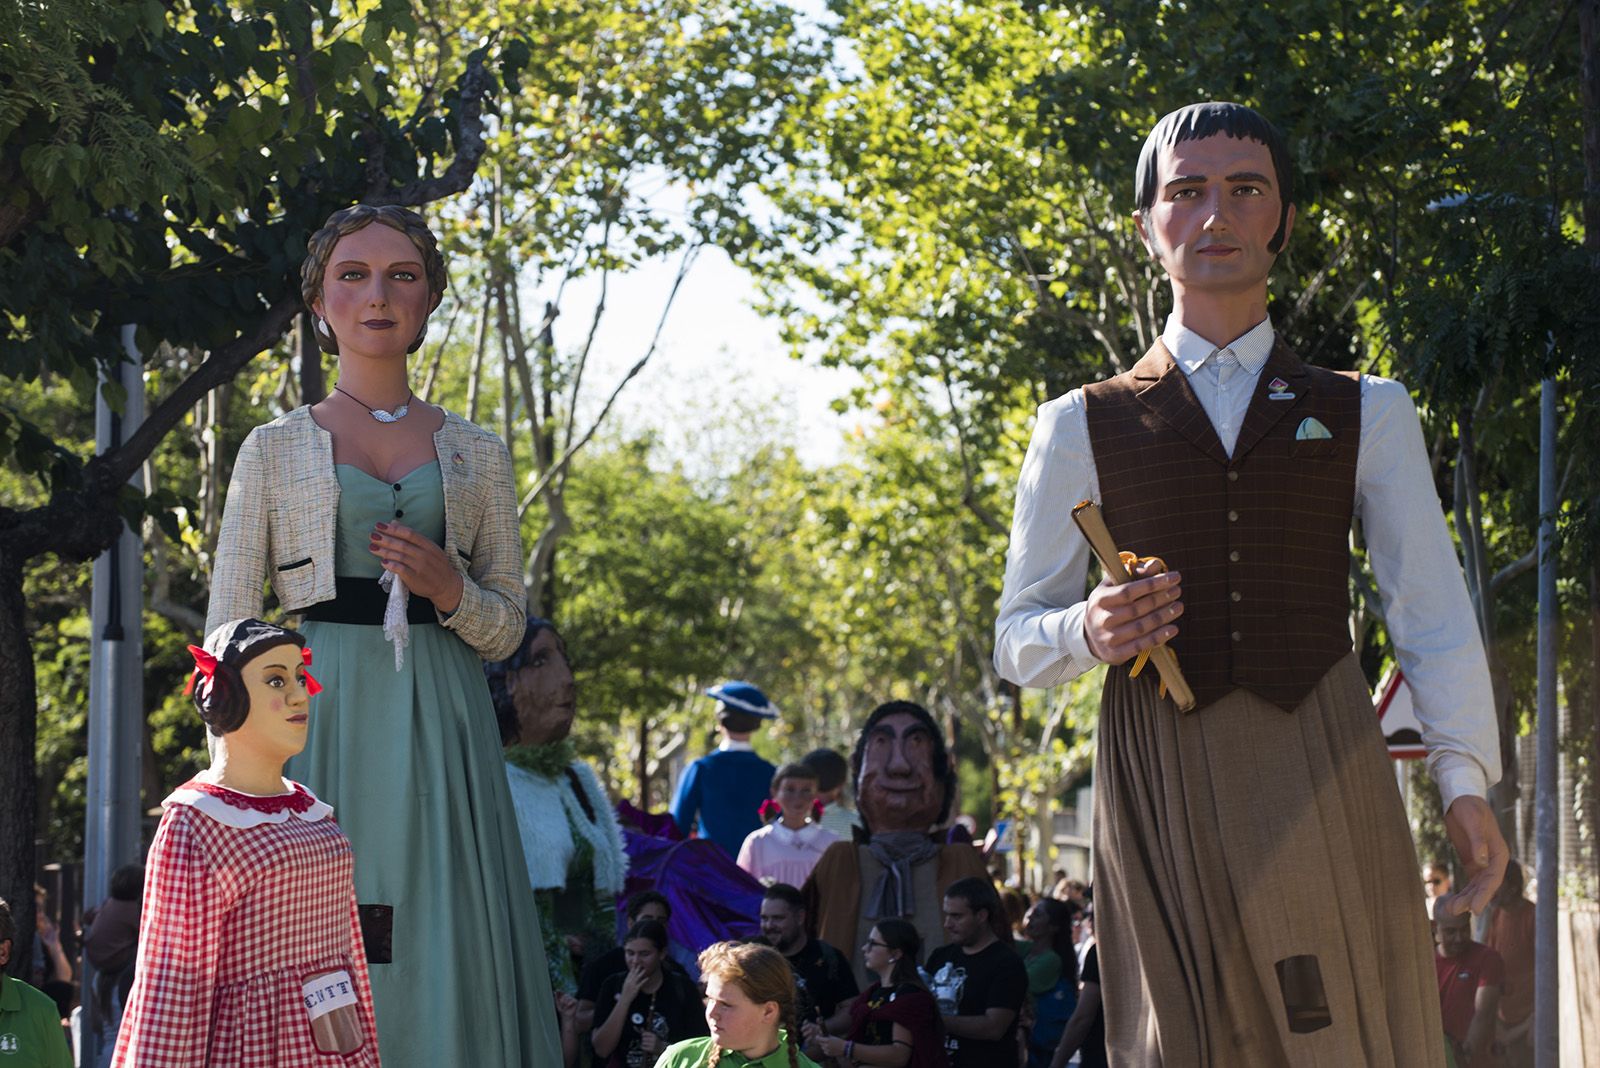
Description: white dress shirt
993,316,1500,811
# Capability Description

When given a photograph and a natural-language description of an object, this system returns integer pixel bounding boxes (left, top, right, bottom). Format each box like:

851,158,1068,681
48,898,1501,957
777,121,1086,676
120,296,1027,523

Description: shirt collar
715,1040,793,1067
718,738,755,753
1162,315,1275,376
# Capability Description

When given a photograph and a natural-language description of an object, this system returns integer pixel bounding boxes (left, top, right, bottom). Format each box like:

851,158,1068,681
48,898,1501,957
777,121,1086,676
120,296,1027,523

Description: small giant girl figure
113,619,379,1067
205,204,560,1064
736,762,838,888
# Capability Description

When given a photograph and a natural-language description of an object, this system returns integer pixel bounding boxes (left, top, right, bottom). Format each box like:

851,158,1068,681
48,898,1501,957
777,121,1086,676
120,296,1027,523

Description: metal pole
1533,375,1559,1068
81,326,146,1066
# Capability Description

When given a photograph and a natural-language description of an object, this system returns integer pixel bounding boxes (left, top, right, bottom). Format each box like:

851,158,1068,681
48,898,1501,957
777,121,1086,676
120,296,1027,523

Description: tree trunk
1456,416,1521,854
637,714,650,811
0,560,37,976
466,279,492,424
1581,0,1599,264
466,181,499,424
1592,563,1600,887
299,313,324,405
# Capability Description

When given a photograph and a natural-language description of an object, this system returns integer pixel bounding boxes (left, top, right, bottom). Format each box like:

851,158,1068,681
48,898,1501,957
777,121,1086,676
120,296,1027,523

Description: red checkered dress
112,780,381,1067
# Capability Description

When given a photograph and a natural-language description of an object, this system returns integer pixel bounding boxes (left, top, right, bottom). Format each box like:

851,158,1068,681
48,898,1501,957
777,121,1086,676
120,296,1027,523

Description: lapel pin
452,452,464,465
1295,417,1334,441
1267,376,1295,400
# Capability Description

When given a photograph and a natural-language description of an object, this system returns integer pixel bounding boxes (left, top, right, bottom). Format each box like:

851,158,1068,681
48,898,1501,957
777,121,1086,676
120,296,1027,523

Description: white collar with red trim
164,778,334,829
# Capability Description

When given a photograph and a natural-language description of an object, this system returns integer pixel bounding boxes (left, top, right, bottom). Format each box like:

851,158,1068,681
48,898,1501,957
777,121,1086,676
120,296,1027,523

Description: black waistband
302,576,439,626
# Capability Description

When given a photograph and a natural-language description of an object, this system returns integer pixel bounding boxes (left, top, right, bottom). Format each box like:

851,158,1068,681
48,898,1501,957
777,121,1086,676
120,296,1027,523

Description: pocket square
1296,417,1333,441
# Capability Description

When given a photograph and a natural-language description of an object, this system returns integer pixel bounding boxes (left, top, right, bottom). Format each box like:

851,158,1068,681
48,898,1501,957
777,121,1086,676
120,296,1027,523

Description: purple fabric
617,807,764,955
618,800,683,841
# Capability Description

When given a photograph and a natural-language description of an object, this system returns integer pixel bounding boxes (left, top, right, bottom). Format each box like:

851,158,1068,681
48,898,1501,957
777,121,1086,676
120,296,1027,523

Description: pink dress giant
113,779,380,1067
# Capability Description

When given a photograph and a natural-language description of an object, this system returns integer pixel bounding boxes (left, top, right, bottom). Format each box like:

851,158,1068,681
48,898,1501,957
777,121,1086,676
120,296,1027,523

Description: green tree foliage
0,0,505,967
746,0,1598,870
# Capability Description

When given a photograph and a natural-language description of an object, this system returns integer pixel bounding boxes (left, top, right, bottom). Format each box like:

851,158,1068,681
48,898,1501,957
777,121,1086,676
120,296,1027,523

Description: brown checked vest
1082,338,1362,712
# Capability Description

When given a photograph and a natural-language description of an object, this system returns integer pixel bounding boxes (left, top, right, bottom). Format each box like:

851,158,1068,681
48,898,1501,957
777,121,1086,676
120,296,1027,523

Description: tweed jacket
206,405,526,662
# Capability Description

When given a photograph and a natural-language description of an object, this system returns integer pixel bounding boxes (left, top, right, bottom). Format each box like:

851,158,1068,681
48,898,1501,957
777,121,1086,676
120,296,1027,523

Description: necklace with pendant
335,385,412,423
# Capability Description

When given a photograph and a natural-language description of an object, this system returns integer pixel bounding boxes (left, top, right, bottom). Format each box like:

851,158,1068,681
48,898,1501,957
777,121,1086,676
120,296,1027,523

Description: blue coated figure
670,681,778,859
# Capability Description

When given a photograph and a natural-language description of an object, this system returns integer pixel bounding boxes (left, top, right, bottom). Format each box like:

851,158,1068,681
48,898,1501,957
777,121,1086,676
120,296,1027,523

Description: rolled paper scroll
1071,500,1197,713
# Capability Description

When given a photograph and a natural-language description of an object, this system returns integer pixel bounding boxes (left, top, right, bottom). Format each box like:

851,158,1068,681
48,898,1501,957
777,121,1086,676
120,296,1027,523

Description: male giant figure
802,701,989,988
995,102,1507,1065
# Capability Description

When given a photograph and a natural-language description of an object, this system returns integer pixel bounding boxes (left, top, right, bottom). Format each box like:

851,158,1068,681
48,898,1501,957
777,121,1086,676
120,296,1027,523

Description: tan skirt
1092,654,1445,1067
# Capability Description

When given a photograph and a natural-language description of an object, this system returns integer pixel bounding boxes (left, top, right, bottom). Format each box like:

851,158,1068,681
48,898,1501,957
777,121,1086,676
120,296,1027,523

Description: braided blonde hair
698,941,802,1068
299,204,448,355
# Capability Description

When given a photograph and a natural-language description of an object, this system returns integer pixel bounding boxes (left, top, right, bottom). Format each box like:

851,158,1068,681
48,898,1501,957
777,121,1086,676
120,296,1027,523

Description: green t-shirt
0,975,72,1068
656,1033,821,1068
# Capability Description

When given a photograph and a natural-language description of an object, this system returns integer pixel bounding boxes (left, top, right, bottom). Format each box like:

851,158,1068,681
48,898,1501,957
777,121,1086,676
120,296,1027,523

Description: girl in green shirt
656,942,820,1068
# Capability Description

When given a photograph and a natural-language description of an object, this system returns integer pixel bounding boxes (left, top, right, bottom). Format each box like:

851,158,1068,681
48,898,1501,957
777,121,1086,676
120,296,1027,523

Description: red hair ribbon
758,799,781,822
184,645,217,695
300,646,323,696
811,798,825,820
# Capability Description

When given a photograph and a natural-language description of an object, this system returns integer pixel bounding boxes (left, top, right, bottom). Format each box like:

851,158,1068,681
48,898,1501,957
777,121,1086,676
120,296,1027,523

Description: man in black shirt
925,876,1028,1068
758,883,858,1027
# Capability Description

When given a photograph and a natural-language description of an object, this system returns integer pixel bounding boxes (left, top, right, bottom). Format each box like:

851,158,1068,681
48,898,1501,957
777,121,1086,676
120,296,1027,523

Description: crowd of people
5,96,1524,1067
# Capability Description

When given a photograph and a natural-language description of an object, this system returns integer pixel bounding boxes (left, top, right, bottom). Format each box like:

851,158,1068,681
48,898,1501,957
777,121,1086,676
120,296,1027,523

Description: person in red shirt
1485,860,1535,1066
1434,901,1504,1068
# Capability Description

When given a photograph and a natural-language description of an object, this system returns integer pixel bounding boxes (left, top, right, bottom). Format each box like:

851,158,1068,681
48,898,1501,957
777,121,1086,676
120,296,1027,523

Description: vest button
1228,510,1239,522
1231,631,1243,642
1231,591,1242,602
1229,551,1241,563
1227,470,1239,482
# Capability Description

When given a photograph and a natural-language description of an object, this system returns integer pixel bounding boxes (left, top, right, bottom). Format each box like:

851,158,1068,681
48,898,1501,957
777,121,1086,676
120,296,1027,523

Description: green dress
287,462,560,1067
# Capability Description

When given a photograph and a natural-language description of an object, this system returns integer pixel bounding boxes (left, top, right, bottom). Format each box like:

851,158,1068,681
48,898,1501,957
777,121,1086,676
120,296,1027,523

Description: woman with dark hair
113,620,379,1066
205,205,559,1065
1019,899,1079,1068
658,941,821,1068
810,919,947,1068
592,920,707,1067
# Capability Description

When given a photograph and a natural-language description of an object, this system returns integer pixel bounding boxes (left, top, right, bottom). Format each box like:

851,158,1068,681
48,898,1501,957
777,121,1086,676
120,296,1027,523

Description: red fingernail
375,522,388,531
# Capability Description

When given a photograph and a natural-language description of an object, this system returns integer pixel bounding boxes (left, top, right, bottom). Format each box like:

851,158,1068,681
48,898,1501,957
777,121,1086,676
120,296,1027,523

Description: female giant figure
206,204,561,1065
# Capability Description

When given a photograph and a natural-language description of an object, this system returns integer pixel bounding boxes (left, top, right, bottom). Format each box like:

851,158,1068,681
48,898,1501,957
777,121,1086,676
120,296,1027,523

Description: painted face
773,774,817,823
857,712,943,833
941,895,985,948
1133,132,1293,304
704,974,777,1054
311,222,436,361
758,898,804,954
229,648,313,763
623,937,663,976
507,629,576,746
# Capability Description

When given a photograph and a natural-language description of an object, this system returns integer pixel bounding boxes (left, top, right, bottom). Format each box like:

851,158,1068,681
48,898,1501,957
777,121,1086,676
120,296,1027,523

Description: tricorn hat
705,680,777,719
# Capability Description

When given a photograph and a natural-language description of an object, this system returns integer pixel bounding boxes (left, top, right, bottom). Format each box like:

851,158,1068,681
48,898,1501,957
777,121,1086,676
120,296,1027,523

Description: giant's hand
1439,795,1509,915
1083,559,1184,665
369,521,465,613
